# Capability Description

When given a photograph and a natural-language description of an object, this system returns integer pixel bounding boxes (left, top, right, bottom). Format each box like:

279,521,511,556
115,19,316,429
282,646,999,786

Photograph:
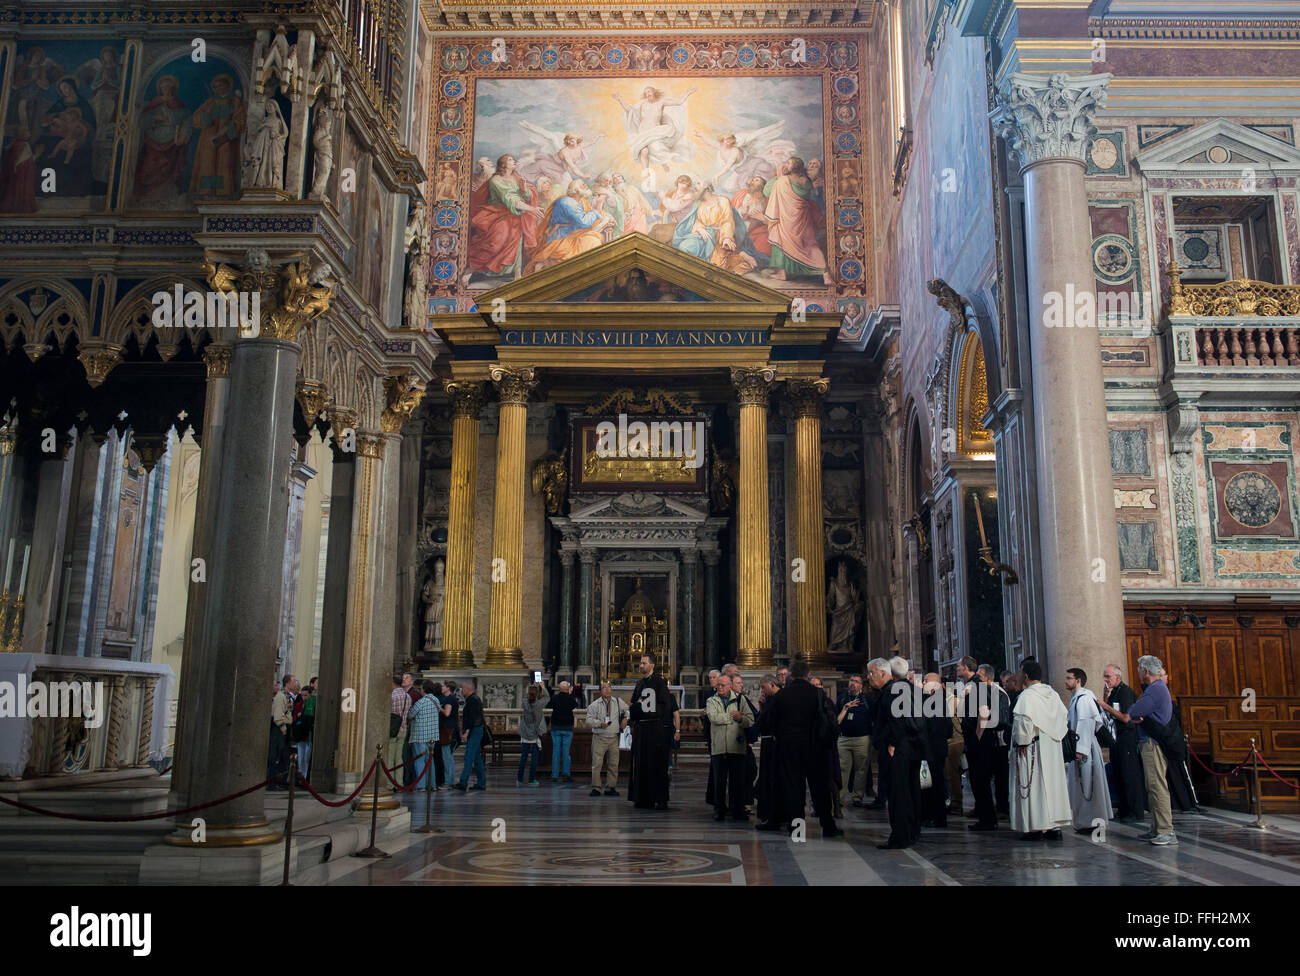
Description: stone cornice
420,0,877,33
1090,17,1300,42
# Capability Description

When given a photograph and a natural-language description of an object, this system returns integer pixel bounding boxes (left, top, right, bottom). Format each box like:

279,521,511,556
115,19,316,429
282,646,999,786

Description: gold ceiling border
421,1,878,33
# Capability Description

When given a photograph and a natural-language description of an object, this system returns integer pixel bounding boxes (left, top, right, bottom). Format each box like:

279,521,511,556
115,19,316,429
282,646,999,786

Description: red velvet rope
1186,744,1252,778
380,753,431,792
291,761,379,808
0,776,274,822
1254,753,1300,791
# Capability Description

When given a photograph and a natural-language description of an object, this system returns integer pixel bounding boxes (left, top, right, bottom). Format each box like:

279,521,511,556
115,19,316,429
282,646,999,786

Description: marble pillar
484,365,536,669
308,430,355,792
441,381,483,669
992,72,1125,690
558,549,575,673
166,337,300,846
276,447,315,677
731,367,775,669
577,548,595,671
787,378,830,666
681,551,698,669
703,550,720,669
168,343,230,814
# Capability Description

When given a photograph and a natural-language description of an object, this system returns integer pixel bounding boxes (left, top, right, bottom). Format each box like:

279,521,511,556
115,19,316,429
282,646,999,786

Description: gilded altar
608,577,669,679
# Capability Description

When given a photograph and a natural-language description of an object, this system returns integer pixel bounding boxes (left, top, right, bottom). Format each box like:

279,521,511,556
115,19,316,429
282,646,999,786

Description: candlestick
17,545,29,597
3,539,12,592
971,491,989,549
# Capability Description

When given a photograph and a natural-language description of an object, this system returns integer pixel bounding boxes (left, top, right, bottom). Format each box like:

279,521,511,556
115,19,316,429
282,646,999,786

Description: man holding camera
836,673,873,809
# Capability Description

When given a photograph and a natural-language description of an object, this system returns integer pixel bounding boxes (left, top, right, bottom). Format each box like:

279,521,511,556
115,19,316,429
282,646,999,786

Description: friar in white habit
1009,658,1072,840
1065,667,1114,832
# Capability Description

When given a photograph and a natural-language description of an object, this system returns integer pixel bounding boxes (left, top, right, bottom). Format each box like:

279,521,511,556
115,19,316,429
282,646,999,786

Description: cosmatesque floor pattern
302,765,1300,886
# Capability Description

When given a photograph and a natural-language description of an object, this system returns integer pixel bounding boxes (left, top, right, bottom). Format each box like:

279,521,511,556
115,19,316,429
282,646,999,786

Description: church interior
0,0,1299,892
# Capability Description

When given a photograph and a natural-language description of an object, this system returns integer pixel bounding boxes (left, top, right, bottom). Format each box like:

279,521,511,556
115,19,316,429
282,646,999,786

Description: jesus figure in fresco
612,85,697,178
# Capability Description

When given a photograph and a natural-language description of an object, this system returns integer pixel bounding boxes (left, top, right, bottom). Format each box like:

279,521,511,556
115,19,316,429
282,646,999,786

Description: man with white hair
1099,663,1144,822
1008,659,1071,840
586,681,628,796
1101,655,1176,845
868,656,925,848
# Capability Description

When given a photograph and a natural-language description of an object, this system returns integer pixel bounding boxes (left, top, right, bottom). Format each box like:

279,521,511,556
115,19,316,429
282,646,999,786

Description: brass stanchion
415,739,441,834
1247,737,1269,831
281,751,298,885
353,744,391,858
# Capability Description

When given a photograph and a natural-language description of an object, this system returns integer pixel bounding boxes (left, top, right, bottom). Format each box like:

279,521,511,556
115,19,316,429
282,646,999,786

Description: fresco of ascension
465,76,833,290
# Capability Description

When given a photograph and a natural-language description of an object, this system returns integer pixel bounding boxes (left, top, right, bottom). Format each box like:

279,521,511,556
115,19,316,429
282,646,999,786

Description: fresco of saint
189,74,244,198
466,154,545,279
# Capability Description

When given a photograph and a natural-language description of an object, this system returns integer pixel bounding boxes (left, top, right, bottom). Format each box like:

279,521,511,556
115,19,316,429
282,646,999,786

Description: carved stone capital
203,342,232,379
730,366,776,407
203,257,336,344
78,344,125,388
296,379,329,428
328,405,357,449
380,370,427,433
991,72,1111,170
444,379,485,420
357,431,385,459
489,364,538,406
785,377,830,419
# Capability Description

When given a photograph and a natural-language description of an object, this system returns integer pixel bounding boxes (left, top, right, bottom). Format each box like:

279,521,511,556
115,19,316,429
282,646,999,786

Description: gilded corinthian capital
380,370,428,433
991,72,1112,170
785,377,831,418
730,366,777,407
444,379,485,419
203,256,336,343
488,364,538,406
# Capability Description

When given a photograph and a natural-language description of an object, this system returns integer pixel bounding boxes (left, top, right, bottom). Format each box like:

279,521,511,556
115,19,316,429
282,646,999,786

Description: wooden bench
1181,696,1300,756
1207,719,1300,812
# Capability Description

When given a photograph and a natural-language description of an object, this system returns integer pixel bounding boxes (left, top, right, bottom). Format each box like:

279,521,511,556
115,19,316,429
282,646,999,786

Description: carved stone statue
826,560,862,654
422,557,445,655
243,92,289,190
309,104,335,199
710,445,737,513
530,448,569,514
404,252,427,330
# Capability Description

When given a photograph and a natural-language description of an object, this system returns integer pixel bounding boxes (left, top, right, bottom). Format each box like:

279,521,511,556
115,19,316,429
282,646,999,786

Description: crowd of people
267,651,1195,853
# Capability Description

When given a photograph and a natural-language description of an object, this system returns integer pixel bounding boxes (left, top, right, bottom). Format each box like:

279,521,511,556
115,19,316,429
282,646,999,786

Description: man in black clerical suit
921,673,951,828
1101,663,1145,822
767,659,842,838
963,663,1012,830
869,657,926,849
629,653,675,810
754,673,783,828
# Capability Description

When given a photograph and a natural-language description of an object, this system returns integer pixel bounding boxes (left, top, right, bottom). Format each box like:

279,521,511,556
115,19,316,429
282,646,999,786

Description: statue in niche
826,560,862,654
242,91,289,190
710,444,737,513
421,557,445,655
309,103,335,199
404,251,427,330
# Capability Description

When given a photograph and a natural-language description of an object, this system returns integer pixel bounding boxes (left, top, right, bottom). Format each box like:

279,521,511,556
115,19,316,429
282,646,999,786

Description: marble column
681,550,698,668
484,365,536,669
558,549,575,673
440,380,484,669
168,343,230,815
307,427,355,792
731,367,775,668
167,335,301,845
276,446,315,677
577,548,595,672
787,378,830,667
992,72,1124,690
702,550,720,669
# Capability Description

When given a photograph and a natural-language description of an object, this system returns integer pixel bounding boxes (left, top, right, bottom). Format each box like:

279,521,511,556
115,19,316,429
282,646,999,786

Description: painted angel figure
516,121,603,187
694,121,786,195
612,85,697,177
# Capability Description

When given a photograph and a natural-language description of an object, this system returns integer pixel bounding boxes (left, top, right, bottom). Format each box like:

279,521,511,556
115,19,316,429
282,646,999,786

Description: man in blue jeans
454,678,487,791
548,681,579,783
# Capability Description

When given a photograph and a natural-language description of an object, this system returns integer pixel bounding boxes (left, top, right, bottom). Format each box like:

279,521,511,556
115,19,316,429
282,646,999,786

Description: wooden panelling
1207,719,1300,812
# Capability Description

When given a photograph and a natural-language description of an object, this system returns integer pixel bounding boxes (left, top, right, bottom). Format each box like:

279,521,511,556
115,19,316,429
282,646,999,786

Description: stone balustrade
1165,261,1300,372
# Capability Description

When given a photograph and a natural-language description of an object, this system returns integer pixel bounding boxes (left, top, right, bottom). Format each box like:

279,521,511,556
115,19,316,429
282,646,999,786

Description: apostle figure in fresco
763,156,833,285
525,179,613,274
133,75,191,202
670,178,759,276
732,176,771,259
466,153,545,279
0,126,38,213
611,172,653,235
189,74,245,198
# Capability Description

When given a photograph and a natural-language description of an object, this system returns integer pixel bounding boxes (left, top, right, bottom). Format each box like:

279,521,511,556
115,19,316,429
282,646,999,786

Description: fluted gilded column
731,366,775,668
788,378,830,666
992,72,1124,692
441,380,484,668
558,549,575,673
485,365,537,668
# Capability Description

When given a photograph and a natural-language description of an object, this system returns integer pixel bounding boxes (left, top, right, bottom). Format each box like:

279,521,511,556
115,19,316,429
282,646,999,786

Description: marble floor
299,764,1300,886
